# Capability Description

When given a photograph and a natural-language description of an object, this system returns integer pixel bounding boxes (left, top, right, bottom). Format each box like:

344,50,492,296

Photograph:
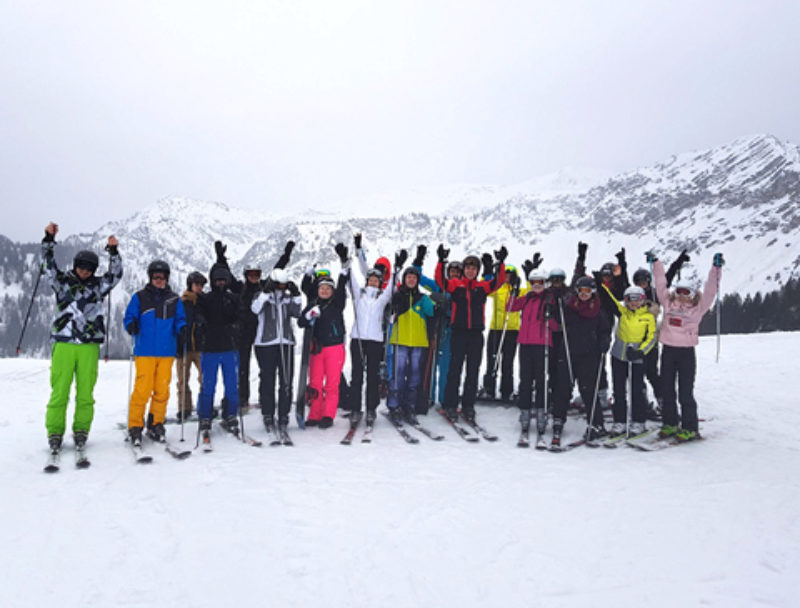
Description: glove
284,241,295,256
713,253,725,268
305,305,321,321
412,245,427,268
532,253,543,269
677,249,691,266
287,281,300,297
395,249,408,268
599,335,611,354
494,246,508,263
437,244,449,262
481,253,493,276
214,241,227,263
645,250,658,263
615,247,626,265
354,233,362,249
262,278,274,292
334,242,348,262
578,241,588,259
105,243,118,256
522,259,534,279
543,301,553,318
626,345,645,361
126,319,139,336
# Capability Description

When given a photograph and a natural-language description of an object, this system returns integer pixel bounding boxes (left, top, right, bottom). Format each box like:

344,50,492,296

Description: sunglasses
151,274,167,282
676,287,693,296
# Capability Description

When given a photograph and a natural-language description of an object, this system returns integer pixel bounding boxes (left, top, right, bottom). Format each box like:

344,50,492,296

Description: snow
2,333,800,607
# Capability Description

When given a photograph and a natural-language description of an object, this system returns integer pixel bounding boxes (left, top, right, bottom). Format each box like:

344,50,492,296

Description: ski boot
403,409,418,426
676,428,698,442
128,426,144,447
220,415,240,435
659,424,678,439
585,425,608,442
444,408,459,423
461,407,476,423
551,419,564,447
319,416,334,429
535,408,547,435
349,411,363,429
146,422,166,443
388,407,403,425
263,415,275,434
629,422,646,436
73,430,88,450
519,409,531,431
365,410,377,426
48,433,63,453
609,422,626,437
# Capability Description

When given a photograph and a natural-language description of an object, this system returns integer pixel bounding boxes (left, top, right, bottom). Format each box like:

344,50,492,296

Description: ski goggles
530,279,546,287
74,261,96,272
315,268,331,278
624,293,645,302
675,287,694,297
577,286,595,295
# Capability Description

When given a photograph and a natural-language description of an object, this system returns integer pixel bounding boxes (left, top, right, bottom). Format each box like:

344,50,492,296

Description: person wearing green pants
42,221,123,454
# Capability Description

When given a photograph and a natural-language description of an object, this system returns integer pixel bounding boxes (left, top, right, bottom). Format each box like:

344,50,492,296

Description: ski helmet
270,268,289,284
243,263,261,274
600,262,615,276
505,264,518,275
402,266,420,282
673,277,696,297
623,285,646,301
316,275,335,290
548,268,567,281
528,269,548,283
633,268,652,286
186,271,207,289
147,259,170,280
462,255,481,268
73,250,99,273
575,276,596,292
446,261,463,275
366,268,384,283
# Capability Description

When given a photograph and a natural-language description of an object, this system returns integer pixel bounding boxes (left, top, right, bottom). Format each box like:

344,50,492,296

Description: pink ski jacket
654,260,721,348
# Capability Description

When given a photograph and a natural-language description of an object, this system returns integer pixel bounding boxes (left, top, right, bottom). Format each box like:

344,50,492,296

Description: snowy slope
1,332,799,608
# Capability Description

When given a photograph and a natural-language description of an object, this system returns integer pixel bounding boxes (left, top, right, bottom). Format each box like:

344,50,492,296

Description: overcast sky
2,0,800,241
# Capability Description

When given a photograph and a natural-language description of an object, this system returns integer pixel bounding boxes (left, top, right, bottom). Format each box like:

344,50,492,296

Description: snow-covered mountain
1,133,798,357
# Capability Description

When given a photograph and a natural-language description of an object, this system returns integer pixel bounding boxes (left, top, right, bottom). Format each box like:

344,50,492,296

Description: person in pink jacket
651,252,724,441
508,269,560,438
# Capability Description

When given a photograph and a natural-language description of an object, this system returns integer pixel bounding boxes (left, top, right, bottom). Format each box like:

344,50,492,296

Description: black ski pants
517,344,546,412
572,352,605,427
349,338,384,414
644,344,662,401
444,327,484,413
549,331,571,422
482,329,519,399
611,357,647,424
239,338,255,406
255,344,294,424
660,345,698,431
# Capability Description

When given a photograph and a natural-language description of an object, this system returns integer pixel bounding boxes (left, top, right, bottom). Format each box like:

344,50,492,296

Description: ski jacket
508,290,560,346
435,261,506,330
251,288,303,346
563,294,612,356
654,261,720,348
355,246,392,290
347,267,395,342
488,283,528,331
389,288,435,347
41,240,123,345
298,272,348,348
179,290,202,353
601,284,657,361
124,283,186,357
196,285,240,353
233,280,262,343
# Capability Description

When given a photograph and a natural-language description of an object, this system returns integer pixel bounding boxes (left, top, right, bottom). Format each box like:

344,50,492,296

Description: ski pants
660,345,698,432
388,345,425,412
307,343,346,421
549,331,571,422
255,344,294,425
644,344,662,401
517,344,546,412
45,342,99,437
432,324,452,405
175,349,202,416
482,329,519,399
571,352,605,427
611,356,647,424
128,356,174,429
238,337,255,406
349,338,384,414
444,327,484,413
199,350,239,420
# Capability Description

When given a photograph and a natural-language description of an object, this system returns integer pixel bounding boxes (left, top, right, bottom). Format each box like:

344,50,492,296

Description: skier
195,243,242,442
175,271,206,421
387,264,435,424
564,276,612,439
250,268,303,437
436,244,507,423
507,268,560,439
597,283,657,436
297,243,349,428
480,264,526,402
652,251,724,442
347,235,398,428
630,267,664,419
544,266,573,429
41,222,122,455
123,260,187,443
430,261,462,406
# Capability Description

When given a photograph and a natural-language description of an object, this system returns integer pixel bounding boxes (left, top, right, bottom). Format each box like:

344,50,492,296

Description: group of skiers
39,220,724,457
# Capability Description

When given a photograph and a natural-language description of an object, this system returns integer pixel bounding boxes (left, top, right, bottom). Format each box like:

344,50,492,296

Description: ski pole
558,297,574,386
715,271,721,363
15,262,44,355
492,290,516,378
179,344,188,443
626,360,633,438
543,303,550,432
586,354,605,435
126,351,134,439
104,291,112,362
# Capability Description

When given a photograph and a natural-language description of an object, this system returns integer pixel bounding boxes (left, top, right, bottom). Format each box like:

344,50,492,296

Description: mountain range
1,133,798,357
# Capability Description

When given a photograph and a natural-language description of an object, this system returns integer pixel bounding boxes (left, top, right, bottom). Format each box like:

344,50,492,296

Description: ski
380,411,420,444
436,409,479,442
534,428,548,450
44,449,61,473
200,431,213,453
129,439,153,464
279,428,294,446
407,420,445,441
163,442,191,459
75,446,91,468
460,416,498,441
217,423,263,447
340,423,359,445
265,426,282,446
629,434,704,451
549,438,586,453
361,423,374,443
622,427,660,448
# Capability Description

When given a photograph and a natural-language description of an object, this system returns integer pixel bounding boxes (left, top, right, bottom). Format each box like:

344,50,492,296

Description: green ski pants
45,342,99,436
